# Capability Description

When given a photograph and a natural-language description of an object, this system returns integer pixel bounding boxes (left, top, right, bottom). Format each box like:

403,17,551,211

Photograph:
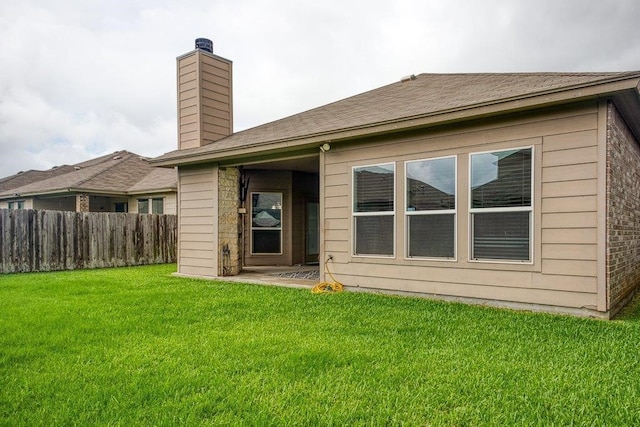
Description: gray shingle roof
127,167,177,193
0,165,76,192
153,71,640,164
0,151,177,198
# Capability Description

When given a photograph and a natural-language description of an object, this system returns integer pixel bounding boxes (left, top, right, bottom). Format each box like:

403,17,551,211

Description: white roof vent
401,74,417,83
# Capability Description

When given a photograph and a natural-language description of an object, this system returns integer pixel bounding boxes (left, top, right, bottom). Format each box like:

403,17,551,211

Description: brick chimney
177,38,233,150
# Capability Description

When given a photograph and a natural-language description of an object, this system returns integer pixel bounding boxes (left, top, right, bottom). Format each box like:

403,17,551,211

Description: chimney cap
195,38,213,53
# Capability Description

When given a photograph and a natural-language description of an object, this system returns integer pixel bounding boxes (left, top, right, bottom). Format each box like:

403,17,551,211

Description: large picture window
470,147,533,261
406,156,456,259
251,192,282,254
353,163,395,256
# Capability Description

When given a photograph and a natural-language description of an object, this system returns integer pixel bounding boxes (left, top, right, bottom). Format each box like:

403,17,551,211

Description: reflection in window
251,192,282,254
470,148,532,261
353,163,395,256
152,198,164,214
137,199,149,214
406,156,456,259
8,201,25,210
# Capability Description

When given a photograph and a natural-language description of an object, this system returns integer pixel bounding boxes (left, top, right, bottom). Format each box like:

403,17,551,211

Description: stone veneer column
218,167,241,275
76,194,90,212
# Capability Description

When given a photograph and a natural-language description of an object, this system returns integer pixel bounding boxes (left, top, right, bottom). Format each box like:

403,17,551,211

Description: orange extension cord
311,257,344,294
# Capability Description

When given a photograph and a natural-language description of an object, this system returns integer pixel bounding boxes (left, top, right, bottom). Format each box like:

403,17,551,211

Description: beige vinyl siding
177,50,232,150
200,54,232,143
322,102,601,311
177,54,199,150
323,164,350,257
177,165,217,276
164,193,177,214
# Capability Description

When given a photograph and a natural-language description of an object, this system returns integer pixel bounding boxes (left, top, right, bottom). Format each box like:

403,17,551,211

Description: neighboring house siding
0,199,33,209
128,193,177,215
323,102,600,311
165,193,177,214
178,165,217,276
606,101,640,312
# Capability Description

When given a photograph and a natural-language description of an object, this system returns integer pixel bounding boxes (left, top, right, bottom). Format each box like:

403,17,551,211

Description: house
0,150,177,214
152,38,640,318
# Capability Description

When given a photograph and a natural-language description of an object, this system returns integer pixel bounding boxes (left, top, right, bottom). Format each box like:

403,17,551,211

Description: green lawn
1,265,640,426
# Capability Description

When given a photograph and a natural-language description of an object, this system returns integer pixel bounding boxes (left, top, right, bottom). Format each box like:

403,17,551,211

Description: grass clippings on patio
1,264,640,425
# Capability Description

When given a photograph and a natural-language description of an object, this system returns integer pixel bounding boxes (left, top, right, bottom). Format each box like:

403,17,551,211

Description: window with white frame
137,199,149,214
8,201,25,210
353,163,395,256
114,202,128,213
251,192,282,254
470,147,533,261
151,198,164,214
137,198,164,214
406,156,456,259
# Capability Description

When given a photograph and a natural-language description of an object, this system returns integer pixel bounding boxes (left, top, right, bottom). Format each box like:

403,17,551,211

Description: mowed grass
1,265,640,425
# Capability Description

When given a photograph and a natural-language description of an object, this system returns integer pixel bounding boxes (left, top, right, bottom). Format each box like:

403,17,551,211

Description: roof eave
0,188,132,200
127,187,177,195
151,76,640,168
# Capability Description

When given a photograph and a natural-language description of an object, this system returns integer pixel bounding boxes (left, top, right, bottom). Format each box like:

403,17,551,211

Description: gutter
0,188,130,200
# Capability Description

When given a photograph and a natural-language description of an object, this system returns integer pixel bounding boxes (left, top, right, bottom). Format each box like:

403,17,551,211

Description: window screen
353,164,394,256
137,199,149,214
251,192,282,254
470,148,532,261
152,198,164,214
406,156,456,259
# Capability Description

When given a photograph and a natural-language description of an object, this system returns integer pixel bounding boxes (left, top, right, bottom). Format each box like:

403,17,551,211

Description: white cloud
1,0,639,176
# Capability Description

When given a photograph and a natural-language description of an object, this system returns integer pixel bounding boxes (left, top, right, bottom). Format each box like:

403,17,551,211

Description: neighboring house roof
0,165,76,193
152,71,640,166
0,151,177,199
127,167,178,193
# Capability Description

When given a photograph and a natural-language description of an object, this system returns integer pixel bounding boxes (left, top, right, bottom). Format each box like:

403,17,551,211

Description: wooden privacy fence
0,209,177,273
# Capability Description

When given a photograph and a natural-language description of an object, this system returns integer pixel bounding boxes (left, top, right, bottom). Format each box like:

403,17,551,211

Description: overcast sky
1,0,639,177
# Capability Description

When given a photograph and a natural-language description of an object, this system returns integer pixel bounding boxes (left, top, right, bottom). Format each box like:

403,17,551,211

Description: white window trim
151,197,164,214
404,155,457,261
137,197,164,214
8,200,25,210
351,162,396,258
250,191,283,255
468,146,534,264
